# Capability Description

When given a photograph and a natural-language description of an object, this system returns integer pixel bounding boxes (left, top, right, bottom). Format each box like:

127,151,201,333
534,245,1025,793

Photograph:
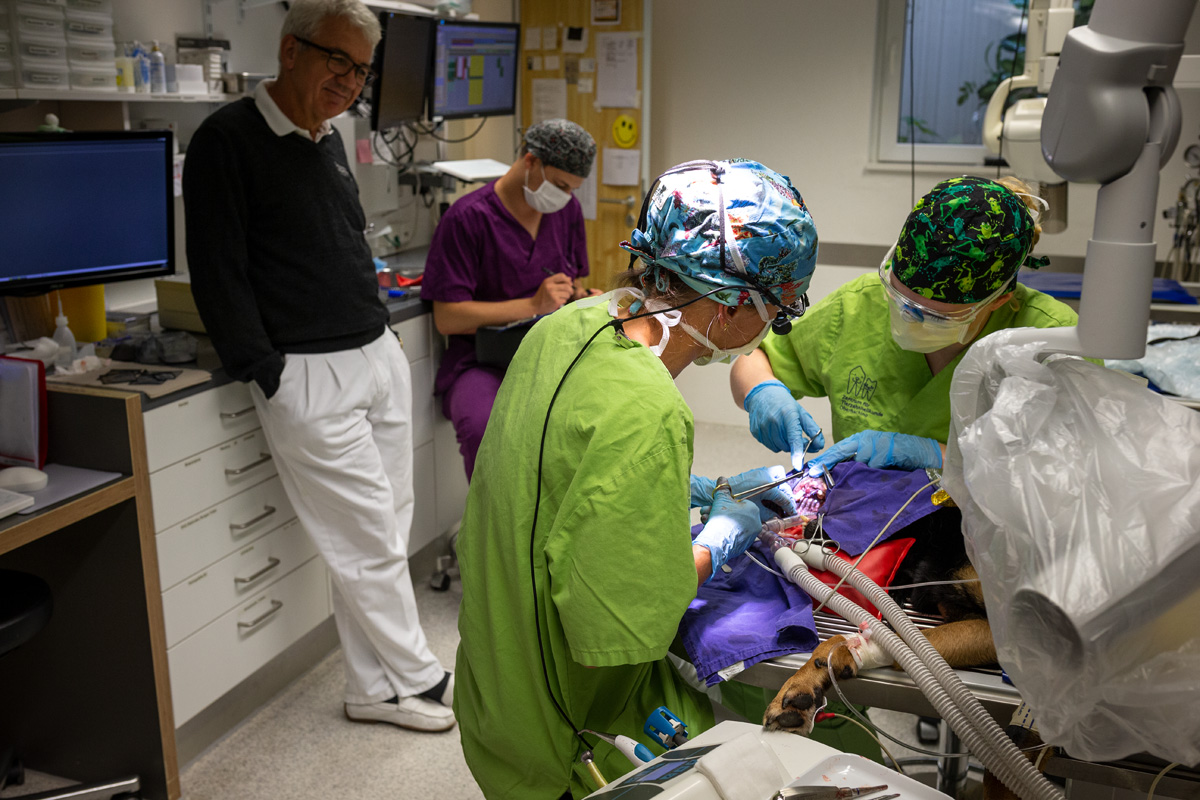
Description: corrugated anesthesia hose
771,543,1064,800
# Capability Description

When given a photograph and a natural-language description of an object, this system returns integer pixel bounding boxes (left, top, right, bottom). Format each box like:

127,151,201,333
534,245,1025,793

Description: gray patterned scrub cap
524,119,596,179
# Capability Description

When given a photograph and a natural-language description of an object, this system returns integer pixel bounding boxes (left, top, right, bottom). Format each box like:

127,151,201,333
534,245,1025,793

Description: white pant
249,330,444,705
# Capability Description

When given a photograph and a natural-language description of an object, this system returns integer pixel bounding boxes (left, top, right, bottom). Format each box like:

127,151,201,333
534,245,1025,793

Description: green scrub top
453,299,715,799
760,273,1079,444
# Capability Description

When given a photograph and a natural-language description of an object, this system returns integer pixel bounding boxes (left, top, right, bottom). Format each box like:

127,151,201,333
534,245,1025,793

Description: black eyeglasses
294,36,376,86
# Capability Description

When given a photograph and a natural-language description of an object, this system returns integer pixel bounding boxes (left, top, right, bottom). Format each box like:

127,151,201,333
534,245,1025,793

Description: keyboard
0,487,35,520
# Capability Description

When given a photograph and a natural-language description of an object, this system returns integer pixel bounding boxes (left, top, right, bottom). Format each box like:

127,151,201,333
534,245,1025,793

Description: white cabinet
143,312,469,728
144,381,329,727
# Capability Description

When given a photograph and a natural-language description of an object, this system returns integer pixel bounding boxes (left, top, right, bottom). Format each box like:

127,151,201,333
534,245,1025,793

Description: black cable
997,0,1031,179
408,117,489,143
908,0,916,206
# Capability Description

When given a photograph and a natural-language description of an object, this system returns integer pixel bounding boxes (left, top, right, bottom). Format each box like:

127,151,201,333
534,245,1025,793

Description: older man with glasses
183,0,455,733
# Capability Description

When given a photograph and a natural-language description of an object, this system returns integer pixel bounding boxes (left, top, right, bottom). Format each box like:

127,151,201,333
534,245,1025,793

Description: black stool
0,569,141,800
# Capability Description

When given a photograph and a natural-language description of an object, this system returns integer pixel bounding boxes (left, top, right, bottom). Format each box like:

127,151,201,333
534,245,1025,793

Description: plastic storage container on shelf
10,0,67,7
68,61,113,90
11,3,65,38
14,31,68,64
0,57,15,89
62,7,111,43
66,39,112,66
0,31,11,60
18,59,67,89
64,0,111,12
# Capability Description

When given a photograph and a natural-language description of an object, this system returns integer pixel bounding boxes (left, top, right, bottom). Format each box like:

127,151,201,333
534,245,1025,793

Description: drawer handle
235,557,282,586
229,505,278,532
220,405,257,420
225,452,273,476
237,599,283,631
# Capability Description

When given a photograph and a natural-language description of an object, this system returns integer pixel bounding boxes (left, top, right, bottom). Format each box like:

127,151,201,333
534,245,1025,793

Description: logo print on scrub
847,366,878,401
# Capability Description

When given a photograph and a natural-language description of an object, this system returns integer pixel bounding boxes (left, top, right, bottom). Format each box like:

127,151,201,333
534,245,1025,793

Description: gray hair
281,0,382,50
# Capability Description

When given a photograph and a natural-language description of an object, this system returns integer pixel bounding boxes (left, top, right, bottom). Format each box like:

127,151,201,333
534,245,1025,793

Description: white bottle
149,41,167,94
52,311,77,368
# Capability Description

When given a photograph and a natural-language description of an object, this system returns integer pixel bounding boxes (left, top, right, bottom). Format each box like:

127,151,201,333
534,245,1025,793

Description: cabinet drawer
145,382,259,472
150,429,278,531
411,351,434,448
157,476,294,589
168,556,330,726
392,315,430,363
162,518,316,647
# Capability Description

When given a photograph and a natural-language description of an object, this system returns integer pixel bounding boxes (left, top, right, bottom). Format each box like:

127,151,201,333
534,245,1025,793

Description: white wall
655,0,1200,424
650,0,1200,258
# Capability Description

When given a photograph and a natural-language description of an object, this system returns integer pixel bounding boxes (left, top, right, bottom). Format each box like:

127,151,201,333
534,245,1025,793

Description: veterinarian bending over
453,160,818,799
731,175,1079,475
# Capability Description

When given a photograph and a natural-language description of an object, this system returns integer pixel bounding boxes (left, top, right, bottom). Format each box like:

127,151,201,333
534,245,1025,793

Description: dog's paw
762,635,859,735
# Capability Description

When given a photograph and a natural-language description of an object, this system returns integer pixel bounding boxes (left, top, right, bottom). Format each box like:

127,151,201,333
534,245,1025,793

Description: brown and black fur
763,506,997,733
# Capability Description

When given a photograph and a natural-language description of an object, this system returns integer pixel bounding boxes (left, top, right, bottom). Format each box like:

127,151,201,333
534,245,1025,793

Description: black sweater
183,98,387,397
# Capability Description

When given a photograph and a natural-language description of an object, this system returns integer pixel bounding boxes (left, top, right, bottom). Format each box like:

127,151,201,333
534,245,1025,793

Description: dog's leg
763,631,890,734
922,618,996,669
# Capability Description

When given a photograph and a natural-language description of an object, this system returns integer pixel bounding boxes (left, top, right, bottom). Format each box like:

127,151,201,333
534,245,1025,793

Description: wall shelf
3,89,239,103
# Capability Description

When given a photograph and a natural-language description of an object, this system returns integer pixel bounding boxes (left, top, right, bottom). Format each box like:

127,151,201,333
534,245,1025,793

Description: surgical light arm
1004,0,1196,360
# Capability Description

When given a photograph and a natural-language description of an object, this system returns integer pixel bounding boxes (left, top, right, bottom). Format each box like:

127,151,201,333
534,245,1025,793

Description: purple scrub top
422,180,590,395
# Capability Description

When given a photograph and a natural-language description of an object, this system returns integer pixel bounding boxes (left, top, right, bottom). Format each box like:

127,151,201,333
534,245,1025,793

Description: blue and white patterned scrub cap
619,159,818,309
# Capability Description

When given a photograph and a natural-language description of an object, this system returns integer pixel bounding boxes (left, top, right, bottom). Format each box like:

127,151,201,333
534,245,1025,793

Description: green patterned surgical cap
890,176,1048,304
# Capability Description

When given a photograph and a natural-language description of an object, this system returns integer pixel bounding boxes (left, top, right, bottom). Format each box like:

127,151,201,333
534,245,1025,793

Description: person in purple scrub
421,119,598,479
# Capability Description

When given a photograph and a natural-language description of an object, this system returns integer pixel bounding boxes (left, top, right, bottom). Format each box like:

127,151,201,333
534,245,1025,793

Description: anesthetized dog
761,505,997,732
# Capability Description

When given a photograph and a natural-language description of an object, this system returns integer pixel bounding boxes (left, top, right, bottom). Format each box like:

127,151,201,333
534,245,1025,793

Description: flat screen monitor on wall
370,11,435,130
431,19,520,120
0,130,175,296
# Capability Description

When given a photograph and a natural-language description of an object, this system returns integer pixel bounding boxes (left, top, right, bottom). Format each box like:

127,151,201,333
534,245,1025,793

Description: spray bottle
52,293,77,369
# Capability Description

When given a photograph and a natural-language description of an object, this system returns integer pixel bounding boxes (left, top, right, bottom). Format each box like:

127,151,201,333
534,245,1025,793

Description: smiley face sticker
612,114,638,148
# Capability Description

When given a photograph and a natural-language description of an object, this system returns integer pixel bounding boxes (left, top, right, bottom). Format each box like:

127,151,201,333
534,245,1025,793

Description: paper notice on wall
602,147,640,186
531,78,568,124
577,76,593,94
524,27,541,50
542,26,558,51
595,32,638,108
578,170,597,221
580,58,596,73
563,26,587,54
544,55,560,71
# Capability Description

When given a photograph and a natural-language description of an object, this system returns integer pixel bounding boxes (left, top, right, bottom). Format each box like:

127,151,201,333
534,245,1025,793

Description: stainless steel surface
11,775,140,800
735,608,1020,724
219,405,256,420
229,505,277,532
224,452,273,476
234,557,281,586
1045,755,1200,799
237,599,284,631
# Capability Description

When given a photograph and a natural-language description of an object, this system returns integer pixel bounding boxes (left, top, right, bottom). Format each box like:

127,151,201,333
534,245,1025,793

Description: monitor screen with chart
431,19,520,120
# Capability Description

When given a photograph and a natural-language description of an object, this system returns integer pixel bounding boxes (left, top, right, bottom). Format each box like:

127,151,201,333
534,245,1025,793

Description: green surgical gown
453,301,715,799
760,274,1080,443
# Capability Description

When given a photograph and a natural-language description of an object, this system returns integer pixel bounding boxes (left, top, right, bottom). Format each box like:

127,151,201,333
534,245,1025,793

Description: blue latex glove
805,430,943,474
690,467,798,523
693,480,762,578
744,380,826,471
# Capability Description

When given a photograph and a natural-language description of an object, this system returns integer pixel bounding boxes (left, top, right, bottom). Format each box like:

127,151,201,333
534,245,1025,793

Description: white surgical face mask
681,311,772,366
523,162,572,214
606,287,680,356
888,300,973,353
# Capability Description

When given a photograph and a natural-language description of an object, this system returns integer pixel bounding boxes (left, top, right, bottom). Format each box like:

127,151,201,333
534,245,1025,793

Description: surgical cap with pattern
523,119,596,179
890,175,1048,304
618,159,818,308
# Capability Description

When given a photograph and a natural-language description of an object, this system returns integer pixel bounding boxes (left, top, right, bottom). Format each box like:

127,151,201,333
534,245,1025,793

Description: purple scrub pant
442,365,505,480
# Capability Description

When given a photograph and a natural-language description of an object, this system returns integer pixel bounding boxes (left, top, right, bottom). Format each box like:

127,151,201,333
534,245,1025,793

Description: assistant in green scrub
452,159,820,799
731,175,1080,476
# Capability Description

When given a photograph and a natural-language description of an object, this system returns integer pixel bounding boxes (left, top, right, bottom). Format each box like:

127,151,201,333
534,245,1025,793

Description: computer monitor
431,19,520,120
0,130,175,296
370,11,435,130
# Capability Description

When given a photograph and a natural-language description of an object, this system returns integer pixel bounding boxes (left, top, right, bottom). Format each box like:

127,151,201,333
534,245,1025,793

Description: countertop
138,291,429,412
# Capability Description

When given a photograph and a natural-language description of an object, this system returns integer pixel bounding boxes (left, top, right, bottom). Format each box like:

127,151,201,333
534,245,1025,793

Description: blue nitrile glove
744,380,826,471
693,480,763,577
691,467,797,523
805,430,943,474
